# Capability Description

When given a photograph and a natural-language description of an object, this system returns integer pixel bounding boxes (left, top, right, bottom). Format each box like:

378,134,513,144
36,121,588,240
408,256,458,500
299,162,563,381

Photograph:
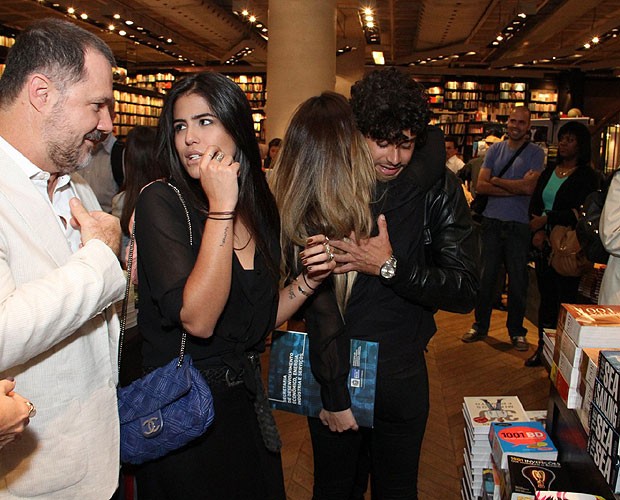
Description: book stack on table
461,396,528,500
550,305,620,412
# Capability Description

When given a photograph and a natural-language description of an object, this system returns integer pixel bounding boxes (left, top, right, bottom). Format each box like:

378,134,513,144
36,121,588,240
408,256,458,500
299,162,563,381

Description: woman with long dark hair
133,72,334,499
526,121,600,366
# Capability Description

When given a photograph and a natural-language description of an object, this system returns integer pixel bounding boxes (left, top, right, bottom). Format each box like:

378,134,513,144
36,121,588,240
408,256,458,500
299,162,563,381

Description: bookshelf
113,84,164,138
425,77,558,160
226,74,266,142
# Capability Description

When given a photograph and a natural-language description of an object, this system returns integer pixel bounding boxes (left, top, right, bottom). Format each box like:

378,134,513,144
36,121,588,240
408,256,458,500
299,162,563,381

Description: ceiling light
584,42,591,49
80,13,88,20
67,6,75,14
113,13,120,19
363,7,373,16
241,9,249,16
108,24,115,30
119,30,126,36
518,13,527,18
365,15,374,22
496,35,503,41
592,36,600,44
248,15,256,23
125,20,134,26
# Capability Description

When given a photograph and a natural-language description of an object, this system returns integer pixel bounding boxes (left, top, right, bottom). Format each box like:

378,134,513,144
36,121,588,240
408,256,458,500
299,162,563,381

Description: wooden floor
271,307,551,500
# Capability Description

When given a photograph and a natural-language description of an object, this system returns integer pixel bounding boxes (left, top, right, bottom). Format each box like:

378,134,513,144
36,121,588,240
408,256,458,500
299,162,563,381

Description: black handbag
117,182,215,465
471,142,529,220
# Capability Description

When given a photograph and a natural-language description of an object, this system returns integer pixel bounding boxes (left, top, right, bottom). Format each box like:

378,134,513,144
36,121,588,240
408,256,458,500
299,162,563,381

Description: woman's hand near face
299,234,337,287
198,146,240,212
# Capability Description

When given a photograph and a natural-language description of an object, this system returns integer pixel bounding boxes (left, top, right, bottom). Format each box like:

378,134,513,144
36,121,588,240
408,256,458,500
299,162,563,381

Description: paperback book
489,421,558,470
267,330,379,428
558,304,620,348
597,350,620,403
506,455,570,498
463,396,529,434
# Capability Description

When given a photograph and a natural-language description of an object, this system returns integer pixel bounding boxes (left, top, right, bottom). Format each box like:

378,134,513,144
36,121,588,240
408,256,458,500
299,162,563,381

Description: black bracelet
302,273,317,291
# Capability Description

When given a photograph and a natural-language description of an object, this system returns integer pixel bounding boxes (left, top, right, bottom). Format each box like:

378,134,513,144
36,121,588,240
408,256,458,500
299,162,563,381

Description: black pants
308,362,429,500
534,247,581,347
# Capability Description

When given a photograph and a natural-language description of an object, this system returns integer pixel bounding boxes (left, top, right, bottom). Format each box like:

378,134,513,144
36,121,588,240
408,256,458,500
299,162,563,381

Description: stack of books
587,350,620,493
489,421,558,471
461,396,528,499
551,305,620,410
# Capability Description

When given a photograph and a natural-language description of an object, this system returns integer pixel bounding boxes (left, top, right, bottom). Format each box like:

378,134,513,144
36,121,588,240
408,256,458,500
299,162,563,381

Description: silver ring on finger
25,401,36,418
214,152,225,162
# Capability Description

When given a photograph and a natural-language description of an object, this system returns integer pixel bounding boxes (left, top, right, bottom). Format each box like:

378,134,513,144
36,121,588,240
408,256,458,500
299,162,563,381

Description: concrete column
265,0,337,142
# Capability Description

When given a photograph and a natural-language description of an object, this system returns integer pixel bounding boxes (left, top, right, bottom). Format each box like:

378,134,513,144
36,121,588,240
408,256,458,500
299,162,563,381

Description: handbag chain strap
118,181,193,374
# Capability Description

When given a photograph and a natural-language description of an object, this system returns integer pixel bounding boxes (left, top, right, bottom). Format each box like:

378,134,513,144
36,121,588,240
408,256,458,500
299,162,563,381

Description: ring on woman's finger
326,249,335,261
25,401,36,418
214,151,225,162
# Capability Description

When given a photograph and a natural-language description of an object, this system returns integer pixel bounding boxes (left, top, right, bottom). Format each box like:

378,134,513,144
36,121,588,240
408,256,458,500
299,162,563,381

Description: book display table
547,385,618,499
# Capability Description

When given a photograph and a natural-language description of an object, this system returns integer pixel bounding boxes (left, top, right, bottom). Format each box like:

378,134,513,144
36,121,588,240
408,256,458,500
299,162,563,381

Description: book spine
589,403,620,457
598,351,620,402
592,378,620,430
587,428,620,492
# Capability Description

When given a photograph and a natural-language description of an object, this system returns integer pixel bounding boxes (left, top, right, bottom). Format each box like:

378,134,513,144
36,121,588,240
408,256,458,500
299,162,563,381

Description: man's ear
28,74,52,112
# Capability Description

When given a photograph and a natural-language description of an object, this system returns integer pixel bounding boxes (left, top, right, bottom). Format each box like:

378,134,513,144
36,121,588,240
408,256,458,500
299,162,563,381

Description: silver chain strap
118,181,193,374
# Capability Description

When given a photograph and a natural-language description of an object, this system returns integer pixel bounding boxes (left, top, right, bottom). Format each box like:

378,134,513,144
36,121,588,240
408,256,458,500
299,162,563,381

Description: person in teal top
526,121,600,366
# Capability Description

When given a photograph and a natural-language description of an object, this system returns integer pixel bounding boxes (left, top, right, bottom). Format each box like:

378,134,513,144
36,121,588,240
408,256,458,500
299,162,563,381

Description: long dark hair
557,121,592,167
156,72,280,281
120,126,167,235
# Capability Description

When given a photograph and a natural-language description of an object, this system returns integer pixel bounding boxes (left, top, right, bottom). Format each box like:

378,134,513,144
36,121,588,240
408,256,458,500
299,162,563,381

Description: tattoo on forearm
288,284,296,300
220,227,229,247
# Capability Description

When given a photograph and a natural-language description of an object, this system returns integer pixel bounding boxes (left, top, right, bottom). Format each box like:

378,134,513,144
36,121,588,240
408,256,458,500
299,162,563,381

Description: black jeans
473,217,531,337
308,403,428,500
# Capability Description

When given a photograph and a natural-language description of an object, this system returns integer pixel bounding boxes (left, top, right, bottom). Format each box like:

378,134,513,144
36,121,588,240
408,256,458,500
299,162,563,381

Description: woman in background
527,121,599,366
262,137,282,172
134,72,333,499
112,126,167,244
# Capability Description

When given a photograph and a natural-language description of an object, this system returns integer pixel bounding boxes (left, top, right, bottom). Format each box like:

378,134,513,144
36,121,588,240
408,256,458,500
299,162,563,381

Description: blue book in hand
267,330,379,428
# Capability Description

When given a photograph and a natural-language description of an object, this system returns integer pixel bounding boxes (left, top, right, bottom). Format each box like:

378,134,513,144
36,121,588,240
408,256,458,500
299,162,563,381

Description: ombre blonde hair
269,92,376,312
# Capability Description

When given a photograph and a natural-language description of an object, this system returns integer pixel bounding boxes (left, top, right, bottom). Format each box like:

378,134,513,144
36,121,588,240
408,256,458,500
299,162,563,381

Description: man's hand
69,197,121,256
330,214,393,276
0,379,31,449
319,408,359,433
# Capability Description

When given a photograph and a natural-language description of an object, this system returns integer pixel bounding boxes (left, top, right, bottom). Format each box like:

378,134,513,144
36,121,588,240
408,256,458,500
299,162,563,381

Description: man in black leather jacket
306,68,479,500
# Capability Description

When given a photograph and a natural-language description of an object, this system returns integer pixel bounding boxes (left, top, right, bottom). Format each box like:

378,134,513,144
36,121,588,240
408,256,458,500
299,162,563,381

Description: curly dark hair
350,68,430,145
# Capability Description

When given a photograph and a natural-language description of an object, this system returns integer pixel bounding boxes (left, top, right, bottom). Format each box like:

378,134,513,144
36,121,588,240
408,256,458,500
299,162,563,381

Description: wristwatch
380,255,398,280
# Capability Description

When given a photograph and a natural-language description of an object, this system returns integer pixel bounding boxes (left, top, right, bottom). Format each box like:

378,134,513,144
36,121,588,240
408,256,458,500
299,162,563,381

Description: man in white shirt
0,18,125,498
445,135,465,174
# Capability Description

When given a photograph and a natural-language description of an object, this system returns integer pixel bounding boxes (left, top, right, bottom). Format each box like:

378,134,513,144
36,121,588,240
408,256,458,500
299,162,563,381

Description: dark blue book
267,329,379,428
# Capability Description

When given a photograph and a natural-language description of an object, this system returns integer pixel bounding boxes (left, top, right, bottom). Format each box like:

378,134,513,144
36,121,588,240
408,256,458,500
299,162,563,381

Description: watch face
380,261,395,279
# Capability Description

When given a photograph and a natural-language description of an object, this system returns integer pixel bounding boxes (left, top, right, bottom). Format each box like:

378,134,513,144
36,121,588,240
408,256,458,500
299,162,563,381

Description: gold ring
25,401,36,418
214,152,225,162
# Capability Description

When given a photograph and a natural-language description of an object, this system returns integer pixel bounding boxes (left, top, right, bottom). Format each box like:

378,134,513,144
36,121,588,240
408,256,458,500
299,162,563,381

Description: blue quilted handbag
117,355,215,464
117,182,215,465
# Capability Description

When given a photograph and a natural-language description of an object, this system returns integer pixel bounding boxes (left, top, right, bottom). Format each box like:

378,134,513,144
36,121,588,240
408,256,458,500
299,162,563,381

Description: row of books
587,350,620,493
